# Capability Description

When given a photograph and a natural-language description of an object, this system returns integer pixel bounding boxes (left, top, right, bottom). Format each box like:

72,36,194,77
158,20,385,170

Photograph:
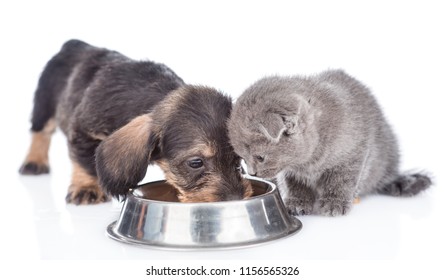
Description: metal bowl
106,177,302,250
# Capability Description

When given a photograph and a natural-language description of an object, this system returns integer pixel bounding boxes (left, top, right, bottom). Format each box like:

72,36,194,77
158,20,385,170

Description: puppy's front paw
316,198,352,216
19,161,50,175
66,184,110,205
286,197,314,216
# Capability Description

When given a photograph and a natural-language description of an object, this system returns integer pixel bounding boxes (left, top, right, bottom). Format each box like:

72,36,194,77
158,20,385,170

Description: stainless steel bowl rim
128,175,277,205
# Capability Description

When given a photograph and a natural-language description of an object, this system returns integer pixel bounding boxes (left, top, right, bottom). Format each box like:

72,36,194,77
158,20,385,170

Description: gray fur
228,69,432,216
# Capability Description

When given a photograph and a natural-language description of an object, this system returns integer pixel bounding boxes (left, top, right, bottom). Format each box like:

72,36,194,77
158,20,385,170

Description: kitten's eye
255,155,265,162
187,158,204,169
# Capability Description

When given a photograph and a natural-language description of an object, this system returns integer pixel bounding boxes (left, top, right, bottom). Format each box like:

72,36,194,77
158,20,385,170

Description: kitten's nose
248,171,257,176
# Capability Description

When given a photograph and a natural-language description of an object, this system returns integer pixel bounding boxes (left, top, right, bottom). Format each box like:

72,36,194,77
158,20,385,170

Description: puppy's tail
377,172,432,197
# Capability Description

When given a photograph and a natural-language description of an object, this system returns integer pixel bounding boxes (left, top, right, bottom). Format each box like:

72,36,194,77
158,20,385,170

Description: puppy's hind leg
20,42,77,175
19,118,56,175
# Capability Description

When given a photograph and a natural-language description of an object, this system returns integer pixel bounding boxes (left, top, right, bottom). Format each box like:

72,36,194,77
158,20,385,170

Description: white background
0,0,443,279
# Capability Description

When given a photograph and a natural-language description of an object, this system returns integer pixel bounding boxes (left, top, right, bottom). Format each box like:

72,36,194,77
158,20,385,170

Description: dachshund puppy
20,39,252,205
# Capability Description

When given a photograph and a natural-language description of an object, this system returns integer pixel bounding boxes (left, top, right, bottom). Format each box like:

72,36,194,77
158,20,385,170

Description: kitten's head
228,76,320,179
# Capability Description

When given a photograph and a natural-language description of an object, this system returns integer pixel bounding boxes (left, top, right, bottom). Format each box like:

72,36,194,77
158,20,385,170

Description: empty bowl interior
133,180,272,202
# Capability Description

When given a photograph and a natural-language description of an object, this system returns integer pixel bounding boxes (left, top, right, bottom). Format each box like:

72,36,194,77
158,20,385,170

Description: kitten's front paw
286,197,314,216
316,198,352,216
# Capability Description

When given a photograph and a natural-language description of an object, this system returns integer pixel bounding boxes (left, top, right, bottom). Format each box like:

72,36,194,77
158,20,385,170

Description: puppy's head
96,85,252,202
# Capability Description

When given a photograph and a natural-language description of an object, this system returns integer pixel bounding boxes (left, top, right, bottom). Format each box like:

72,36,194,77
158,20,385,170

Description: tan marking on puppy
155,159,170,172
179,175,222,203
353,197,361,204
156,159,221,202
155,88,188,126
71,161,97,186
156,159,187,189
20,119,56,174
25,133,51,165
66,161,110,205
157,158,253,202
200,142,216,158
89,132,107,141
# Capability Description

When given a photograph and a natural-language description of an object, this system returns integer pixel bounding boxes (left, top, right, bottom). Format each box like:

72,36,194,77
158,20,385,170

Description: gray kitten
228,70,432,216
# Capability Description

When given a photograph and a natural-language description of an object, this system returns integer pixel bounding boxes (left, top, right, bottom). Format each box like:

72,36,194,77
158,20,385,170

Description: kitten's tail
377,172,432,197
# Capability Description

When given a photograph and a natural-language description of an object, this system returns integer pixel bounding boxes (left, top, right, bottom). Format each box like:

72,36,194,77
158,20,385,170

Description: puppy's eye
188,158,204,169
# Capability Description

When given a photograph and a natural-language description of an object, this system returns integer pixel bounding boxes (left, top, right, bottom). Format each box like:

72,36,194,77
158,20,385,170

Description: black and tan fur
20,39,252,205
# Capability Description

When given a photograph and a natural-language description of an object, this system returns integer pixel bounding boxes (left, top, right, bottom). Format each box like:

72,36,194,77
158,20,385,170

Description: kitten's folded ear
258,113,298,142
259,95,316,141
258,114,287,141
282,115,298,135
95,114,159,198
278,95,316,135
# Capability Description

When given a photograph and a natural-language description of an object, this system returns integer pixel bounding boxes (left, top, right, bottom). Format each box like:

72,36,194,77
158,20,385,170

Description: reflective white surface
2,123,442,261
0,0,443,265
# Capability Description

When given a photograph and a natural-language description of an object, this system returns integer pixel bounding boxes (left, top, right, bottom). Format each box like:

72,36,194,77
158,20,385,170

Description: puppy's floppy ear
95,114,159,198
